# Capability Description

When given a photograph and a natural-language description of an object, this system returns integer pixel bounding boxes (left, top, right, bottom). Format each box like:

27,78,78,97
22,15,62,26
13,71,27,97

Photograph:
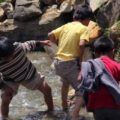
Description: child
72,36,120,120
0,36,54,120
48,4,92,111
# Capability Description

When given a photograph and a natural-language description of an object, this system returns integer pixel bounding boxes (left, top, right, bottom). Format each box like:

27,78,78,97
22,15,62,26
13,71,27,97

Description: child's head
73,4,93,21
0,36,15,58
93,36,115,57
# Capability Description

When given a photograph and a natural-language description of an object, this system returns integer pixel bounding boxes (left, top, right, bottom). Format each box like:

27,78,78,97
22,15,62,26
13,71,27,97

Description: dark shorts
54,58,84,95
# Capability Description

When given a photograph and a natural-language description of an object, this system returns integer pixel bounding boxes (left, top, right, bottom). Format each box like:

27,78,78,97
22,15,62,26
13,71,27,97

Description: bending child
0,36,54,120
48,4,92,111
72,36,120,120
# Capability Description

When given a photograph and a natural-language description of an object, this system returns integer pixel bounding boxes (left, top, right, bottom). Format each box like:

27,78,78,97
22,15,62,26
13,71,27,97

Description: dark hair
73,4,93,20
0,36,15,57
93,36,114,54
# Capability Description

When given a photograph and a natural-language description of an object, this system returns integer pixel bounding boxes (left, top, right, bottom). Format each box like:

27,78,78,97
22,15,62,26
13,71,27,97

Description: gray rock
0,2,14,19
95,0,120,28
13,0,42,22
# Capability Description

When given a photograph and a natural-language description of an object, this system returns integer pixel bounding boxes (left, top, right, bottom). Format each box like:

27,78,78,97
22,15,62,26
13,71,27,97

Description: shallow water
0,52,94,120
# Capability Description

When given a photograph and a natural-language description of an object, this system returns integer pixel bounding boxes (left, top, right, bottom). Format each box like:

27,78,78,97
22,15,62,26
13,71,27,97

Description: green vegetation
103,21,120,62
0,0,5,3
111,21,120,62
104,28,111,37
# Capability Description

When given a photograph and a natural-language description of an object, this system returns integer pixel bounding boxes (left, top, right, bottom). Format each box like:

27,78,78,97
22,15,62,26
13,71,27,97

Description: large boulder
13,0,42,21
1,0,120,43
95,0,120,28
88,0,108,12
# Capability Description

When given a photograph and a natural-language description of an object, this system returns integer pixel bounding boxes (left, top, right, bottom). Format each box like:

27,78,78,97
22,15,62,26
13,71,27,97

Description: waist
55,55,81,61
54,58,81,68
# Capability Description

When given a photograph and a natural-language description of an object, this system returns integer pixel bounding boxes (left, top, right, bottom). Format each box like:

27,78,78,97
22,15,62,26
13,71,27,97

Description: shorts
54,58,83,95
1,72,44,95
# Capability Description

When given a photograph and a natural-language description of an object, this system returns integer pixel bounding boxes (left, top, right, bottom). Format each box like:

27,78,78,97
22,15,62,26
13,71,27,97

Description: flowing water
0,52,94,120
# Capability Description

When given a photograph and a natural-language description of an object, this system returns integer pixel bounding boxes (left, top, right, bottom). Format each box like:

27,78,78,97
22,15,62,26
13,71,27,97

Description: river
0,52,94,120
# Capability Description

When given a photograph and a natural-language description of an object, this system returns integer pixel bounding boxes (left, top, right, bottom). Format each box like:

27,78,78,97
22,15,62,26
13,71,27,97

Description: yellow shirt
52,21,89,60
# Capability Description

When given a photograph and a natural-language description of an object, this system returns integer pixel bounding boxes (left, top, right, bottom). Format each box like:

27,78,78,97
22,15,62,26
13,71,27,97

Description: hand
77,72,82,82
40,40,51,46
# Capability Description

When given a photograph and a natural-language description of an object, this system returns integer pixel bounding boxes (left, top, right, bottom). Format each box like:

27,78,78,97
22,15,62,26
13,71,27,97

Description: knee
39,81,52,94
1,91,14,102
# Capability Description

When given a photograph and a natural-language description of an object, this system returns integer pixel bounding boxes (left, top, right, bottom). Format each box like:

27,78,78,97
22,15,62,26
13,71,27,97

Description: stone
13,0,42,22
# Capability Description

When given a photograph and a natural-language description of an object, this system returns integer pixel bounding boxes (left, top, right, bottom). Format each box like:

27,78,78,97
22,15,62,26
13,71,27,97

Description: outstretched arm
19,40,51,52
36,40,51,47
79,39,88,62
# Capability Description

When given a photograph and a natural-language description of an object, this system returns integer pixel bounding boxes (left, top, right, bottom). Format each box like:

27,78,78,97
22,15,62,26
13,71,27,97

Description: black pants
93,109,120,120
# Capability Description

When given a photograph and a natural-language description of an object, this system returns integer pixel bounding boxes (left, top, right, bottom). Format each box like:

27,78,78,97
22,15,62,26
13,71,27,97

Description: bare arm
48,32,58,45
20,40,51,52
79,40,88,62
36,40,51,46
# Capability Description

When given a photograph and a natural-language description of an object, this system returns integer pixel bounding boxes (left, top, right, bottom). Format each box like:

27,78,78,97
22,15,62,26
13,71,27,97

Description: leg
94,109,120,120
71,96,84,120
1,85,14,119
93,109,106,120
37,80,54,111
61,82,69,111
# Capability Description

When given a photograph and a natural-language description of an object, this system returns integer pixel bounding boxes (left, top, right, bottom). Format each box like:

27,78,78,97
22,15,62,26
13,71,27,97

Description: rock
59,0,75,13
13,0,42,22
96,0,120,28
20,110,69,120
88,0,108,12
74,0,84,5
41,0,55,5
0,7,5,21
39,6,61,25
0,2,14,19
44,42,58,59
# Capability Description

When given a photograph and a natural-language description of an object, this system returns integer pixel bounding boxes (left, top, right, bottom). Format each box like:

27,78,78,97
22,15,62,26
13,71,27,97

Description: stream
0,52,94,120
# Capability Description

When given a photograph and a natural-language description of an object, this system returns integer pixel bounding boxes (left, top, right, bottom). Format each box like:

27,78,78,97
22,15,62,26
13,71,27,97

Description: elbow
48,32,56,43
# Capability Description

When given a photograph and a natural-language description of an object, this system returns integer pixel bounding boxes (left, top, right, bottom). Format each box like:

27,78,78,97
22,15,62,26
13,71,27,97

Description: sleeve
80,27,90,42
15,41,37,52
51,25,64,40
89,25,102,41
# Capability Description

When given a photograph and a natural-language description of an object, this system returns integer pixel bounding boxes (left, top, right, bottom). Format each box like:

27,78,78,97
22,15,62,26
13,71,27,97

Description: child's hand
77,72,82,81
40,40,51,46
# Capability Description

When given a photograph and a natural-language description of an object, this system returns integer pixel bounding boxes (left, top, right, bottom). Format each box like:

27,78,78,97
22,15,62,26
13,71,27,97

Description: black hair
93,36,114,54
73,4,93,20
0,36,15,57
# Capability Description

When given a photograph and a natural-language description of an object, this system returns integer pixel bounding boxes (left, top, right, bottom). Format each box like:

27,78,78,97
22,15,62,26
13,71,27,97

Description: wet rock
20,110,69,120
